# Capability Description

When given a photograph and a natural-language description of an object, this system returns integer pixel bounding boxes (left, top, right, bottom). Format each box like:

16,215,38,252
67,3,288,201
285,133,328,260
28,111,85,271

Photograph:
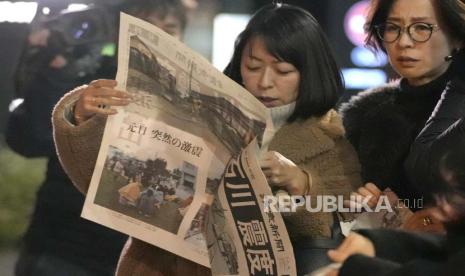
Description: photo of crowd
94,145,198,234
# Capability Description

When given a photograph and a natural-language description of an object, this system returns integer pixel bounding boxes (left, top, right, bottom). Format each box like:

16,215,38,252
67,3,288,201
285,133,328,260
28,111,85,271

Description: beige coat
52,88,361,275
269,110,361,241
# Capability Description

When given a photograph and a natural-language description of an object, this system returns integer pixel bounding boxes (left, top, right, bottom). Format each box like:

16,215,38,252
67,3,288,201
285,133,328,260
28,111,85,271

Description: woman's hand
344,182,382,211
74,79,132,125
259,151,309,195
327,232,375,263
401,207,446,233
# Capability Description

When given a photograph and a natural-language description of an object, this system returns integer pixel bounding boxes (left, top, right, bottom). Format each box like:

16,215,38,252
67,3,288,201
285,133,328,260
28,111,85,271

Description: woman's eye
246,65,260,71
413,23,431,31
385,26,397,32
277,69,294,75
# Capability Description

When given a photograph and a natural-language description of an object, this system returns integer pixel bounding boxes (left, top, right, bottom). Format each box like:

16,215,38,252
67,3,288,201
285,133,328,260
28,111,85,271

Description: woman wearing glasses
340,0,464,232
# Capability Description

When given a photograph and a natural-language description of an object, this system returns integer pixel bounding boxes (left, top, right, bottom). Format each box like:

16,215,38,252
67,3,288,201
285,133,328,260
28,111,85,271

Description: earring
445,48,460,62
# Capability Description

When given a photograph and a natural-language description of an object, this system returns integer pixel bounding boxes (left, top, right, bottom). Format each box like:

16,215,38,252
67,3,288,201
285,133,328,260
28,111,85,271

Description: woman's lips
397,56,419,67
398,56,419,61
257,96,278,107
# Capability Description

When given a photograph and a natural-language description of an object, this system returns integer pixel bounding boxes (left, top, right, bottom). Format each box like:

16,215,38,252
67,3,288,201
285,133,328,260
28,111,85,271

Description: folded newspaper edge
80,13,297,275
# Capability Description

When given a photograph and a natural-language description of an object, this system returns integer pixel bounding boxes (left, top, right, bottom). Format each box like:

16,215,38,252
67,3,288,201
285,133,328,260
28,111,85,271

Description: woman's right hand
74,79,132,125
344,182,382,211
327,232,375,263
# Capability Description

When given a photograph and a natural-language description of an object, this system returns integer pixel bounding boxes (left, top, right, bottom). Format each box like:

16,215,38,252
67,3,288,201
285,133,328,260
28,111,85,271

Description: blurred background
0,0,393,274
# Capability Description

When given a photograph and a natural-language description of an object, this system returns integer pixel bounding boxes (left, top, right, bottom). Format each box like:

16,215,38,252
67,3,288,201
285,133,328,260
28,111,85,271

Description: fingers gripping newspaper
82,13,296,275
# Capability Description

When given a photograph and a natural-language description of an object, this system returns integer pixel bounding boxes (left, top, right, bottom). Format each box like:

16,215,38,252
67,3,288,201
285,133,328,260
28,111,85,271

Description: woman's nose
258,67,273,89
397,29,415,48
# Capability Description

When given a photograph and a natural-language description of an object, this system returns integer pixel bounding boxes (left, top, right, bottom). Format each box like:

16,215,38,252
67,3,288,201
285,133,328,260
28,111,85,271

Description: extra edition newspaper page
81,13,296,275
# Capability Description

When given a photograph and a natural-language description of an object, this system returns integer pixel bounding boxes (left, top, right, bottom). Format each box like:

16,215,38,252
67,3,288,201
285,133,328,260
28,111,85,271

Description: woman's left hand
260,151,309,195
401,207,446,233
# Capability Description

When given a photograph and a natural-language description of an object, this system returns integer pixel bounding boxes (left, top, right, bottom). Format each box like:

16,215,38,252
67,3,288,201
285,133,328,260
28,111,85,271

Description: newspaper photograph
81,13,296,274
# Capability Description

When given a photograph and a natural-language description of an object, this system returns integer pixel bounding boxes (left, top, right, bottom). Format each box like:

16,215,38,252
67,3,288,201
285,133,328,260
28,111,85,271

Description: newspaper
340,188,414,236
81,13,296,275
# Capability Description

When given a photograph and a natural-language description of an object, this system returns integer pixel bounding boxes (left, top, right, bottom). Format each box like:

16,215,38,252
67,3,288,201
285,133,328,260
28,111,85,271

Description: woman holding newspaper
53,3,361,275
223,4,361,274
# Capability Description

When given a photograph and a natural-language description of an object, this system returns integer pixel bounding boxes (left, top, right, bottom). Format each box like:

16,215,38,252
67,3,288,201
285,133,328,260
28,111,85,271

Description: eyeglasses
374,22,440,43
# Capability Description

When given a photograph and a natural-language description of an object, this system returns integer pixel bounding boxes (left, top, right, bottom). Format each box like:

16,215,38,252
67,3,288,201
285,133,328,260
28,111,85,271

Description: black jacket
339,78,465,275
340,50,465,205
340,73,450,204
339,226,465,276
6,58,127,275
405,80,465,196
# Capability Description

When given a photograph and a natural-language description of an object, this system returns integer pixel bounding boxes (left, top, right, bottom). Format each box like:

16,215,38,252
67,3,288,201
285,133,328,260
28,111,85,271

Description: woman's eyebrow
386,16,432,22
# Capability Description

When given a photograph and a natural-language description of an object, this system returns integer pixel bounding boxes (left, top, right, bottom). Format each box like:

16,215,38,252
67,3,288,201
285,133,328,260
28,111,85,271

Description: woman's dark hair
224,4,343,122
365,0,465,53
118,0,187,31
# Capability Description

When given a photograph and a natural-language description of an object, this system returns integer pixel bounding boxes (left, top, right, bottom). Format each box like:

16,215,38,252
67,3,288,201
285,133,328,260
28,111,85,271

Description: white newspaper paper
82,13,296,275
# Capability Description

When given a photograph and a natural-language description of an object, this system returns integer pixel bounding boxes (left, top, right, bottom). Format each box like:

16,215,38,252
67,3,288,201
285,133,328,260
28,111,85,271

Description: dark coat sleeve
6,92,55,157
357,229,446,262
404,79,465,195
339,229,447,276
5,75,78,157
340,254,443,276
340,244,465,276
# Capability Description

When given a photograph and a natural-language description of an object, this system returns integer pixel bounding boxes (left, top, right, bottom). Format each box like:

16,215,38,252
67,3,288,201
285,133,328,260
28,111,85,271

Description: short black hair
365,0,465,53
118,0,187,31
224,4,343,122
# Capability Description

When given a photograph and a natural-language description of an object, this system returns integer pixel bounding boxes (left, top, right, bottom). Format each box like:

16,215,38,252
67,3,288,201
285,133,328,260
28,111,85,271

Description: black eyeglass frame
374,22,440,43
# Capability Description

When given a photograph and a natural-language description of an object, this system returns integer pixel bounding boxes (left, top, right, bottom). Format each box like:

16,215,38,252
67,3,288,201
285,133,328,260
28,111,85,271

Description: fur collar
268,109,344,163
339,81,401,118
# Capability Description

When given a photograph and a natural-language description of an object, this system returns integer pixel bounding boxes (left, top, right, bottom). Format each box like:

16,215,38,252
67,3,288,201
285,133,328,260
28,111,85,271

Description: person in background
340,0,465,233
52,3,361,274
6,1,187,275
326,76,465,275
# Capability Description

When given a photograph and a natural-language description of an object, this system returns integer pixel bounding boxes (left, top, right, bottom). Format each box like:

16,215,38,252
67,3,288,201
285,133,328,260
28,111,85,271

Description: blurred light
351,46,388,67
212,13,250,70
42,7,50,15
344,1,369,46
0,1,38,23
342,68,387,90
9,98,24,112
101,43,116,57
67,3,89,12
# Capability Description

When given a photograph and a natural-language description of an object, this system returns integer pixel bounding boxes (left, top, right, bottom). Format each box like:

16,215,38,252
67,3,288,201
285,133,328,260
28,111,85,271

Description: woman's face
383,0,457,86
240,36,300,108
